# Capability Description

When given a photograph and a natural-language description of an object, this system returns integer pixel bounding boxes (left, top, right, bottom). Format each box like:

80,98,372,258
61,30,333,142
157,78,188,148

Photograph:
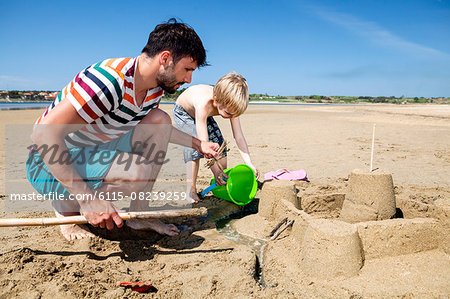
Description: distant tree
161,87,187,101
413,97,428,103
373,96,388,103
8,90,21,99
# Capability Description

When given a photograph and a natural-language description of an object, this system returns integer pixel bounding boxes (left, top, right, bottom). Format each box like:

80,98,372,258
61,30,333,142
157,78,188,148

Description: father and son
26,19,258,241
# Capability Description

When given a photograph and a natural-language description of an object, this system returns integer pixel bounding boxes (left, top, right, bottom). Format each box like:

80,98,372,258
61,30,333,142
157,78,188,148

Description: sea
0,101,53,110
0,101,345,110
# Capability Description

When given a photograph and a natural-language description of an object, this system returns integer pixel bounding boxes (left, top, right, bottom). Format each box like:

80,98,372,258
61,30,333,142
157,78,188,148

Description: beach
0,103,449,298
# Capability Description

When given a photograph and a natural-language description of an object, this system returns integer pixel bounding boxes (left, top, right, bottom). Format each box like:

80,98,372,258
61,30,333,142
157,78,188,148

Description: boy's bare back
175,85,218,119
172,72,258,194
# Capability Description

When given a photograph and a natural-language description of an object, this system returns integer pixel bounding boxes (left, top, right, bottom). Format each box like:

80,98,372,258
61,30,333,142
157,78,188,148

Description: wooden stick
205,140,228,169
269,217,288,237
0,207,207,227
270,219,294,241
370,123,376,172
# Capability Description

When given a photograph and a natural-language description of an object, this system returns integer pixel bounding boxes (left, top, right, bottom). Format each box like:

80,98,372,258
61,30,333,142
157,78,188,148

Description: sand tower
299,219,363,280
340,168,396,223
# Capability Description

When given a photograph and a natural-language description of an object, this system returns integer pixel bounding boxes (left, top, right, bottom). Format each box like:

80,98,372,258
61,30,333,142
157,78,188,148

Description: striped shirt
36,57,163,148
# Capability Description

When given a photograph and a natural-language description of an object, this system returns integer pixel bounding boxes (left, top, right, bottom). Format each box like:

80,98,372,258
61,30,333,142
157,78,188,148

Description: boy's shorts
173,103,226,163
26,130,134,198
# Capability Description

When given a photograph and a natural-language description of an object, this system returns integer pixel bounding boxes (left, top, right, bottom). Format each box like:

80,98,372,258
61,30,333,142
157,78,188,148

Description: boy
173,72,258,202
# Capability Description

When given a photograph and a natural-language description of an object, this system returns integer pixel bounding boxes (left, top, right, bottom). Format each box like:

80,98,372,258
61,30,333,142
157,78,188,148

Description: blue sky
1,0,449,97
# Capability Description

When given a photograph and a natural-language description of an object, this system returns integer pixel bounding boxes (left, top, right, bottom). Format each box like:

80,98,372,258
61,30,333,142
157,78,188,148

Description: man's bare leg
91,151,178,236
127,110,180,235
52,109,187,238
101,110,180,235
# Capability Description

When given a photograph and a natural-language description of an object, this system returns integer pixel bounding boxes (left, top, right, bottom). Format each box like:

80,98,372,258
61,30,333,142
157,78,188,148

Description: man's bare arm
168,123,220,159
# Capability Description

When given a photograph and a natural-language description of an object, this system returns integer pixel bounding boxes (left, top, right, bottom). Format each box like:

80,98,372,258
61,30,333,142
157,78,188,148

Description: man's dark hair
142,18,208,67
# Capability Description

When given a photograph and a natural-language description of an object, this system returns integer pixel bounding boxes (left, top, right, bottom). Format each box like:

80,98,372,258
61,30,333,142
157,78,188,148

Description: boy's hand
248,164,260,179
198,140,220,159
213,168,229,186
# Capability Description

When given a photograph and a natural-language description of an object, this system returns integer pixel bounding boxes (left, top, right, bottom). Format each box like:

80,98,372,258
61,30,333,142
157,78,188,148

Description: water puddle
216,217,268,287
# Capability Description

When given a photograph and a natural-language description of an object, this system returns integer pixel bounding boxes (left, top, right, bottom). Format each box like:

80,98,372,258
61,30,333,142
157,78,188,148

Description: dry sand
0,103,449,298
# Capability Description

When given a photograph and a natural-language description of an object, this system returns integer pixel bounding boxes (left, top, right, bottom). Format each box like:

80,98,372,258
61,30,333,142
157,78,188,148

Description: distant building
23,92,35,100
45,92,58,101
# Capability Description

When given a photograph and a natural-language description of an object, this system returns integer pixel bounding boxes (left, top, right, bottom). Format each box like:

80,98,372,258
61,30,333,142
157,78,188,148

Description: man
26,19,220,241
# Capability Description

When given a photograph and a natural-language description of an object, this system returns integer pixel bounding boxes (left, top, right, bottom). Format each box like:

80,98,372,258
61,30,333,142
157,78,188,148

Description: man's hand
198,140,220,159
80,199,124,230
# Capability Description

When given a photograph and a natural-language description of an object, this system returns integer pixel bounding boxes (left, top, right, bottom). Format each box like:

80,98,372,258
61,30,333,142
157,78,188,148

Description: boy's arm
194,108,210,143
230,117,259,177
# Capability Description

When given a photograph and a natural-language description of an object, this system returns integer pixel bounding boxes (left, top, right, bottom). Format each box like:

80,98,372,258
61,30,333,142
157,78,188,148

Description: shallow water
0,101,354,110
216,218,268,287
0,101,51,110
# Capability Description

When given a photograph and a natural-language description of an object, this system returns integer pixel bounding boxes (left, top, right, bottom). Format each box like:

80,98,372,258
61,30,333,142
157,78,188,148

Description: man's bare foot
60,224,95,241
53,209,95,241
126,219,180,236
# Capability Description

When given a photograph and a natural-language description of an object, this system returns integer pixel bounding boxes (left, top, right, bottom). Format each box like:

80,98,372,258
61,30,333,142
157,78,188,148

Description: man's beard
156,66,184,94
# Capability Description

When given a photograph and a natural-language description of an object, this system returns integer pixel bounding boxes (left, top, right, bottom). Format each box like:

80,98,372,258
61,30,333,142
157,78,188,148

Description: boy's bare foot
60,224,95,241
189,190,201,203
126,219,180,236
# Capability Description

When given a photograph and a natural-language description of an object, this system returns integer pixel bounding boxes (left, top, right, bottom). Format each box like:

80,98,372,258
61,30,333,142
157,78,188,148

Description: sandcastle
232,170,449,296
340,168,396,223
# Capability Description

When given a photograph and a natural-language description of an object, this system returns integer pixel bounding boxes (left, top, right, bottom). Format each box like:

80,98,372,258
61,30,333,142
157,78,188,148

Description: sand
0,103,449,298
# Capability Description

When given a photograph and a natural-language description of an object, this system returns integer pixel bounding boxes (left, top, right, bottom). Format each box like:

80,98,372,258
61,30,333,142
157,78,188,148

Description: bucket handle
200,183,217,197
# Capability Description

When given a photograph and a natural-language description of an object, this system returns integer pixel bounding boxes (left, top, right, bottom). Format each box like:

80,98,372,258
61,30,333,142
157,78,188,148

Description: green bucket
210,164,258,206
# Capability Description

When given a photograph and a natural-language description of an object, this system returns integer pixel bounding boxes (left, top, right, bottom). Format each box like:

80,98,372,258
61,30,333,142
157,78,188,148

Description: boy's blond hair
213,72,249,117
